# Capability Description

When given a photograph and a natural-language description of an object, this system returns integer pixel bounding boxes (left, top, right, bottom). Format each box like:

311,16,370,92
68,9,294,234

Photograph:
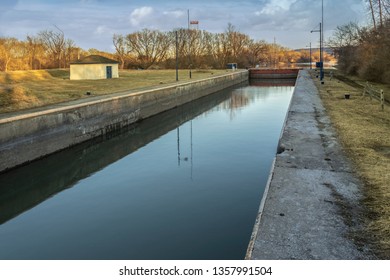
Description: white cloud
163,9,185,18
259,0,297,15
130,6,154,26
0,0,369,50
94,25,112,35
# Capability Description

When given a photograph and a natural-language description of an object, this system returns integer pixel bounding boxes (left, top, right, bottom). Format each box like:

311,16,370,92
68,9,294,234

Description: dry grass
334,71,390,103
313,69,390,258
0,69,228,114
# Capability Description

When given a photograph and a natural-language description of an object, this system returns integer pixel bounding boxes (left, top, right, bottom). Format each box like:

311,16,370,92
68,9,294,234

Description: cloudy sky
0,0,368,51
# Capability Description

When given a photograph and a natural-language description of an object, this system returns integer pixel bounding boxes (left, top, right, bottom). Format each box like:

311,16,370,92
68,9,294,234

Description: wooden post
380,90,384,111
369,84,373,101
363,82,368,97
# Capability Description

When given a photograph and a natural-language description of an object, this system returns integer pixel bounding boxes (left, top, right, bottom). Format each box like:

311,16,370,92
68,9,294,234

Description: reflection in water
0,82,294,260
0,87,237,225
250,78,296,87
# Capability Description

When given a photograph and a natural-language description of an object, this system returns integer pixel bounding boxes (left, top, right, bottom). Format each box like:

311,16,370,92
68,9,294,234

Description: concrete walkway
246,70,374,260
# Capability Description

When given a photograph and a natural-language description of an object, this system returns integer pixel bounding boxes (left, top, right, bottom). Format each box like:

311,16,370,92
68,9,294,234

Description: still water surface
0,82,293,259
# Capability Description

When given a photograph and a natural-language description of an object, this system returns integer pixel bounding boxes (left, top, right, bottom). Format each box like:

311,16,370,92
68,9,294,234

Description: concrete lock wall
0,70,248,173
249,69,299,79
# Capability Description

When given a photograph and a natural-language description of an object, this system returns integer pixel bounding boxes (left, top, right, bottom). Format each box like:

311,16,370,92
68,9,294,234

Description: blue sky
0,0,367,51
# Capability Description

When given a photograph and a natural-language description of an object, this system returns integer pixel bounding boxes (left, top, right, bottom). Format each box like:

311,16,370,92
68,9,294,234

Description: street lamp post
311,23,323,82
310,42,312,70
306,42,312,69
321,0,324,82
310,0,324,83
188,9,192,79
175,30,179,81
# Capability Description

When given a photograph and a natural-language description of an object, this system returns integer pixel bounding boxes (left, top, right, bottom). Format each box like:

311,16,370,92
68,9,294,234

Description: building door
106,66,112,79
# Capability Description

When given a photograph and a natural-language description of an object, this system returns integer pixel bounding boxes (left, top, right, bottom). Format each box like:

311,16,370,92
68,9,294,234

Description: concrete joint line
245,157,276,260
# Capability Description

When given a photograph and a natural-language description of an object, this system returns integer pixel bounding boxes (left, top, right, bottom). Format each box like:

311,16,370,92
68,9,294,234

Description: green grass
0,69,228,114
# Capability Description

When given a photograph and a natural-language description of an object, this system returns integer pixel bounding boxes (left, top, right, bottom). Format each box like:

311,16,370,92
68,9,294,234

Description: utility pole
176,30,179,81
188,9,192,79
311,22,323,82
187,9,190,29
321,0,324,82
310,42,312,69
320,22,323,82
307,42,312,69
273,37,276,69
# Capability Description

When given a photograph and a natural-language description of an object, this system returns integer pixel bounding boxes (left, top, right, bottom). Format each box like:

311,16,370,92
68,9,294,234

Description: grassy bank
312,69,390,258
0,69,228,114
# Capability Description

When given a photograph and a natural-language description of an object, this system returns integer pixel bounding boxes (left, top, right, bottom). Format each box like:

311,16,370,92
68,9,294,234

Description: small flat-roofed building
70,55,119,80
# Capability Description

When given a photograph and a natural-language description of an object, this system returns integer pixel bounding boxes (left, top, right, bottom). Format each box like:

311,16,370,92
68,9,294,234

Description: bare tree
38,29,65,68
368,0,377,29
379,0,384,27
367,0,390,29
225,24,253,66
246,40,267,66
64,39,77,67
328,22,361,74
187,29,212,67
113,34,127,69
0,37,19,71
26,35,45,69
328,22,361,49
384,0,390,16
126,29,171,69
209,32,230,68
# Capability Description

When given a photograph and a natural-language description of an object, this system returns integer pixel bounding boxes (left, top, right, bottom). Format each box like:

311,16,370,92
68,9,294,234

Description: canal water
0,81,294,260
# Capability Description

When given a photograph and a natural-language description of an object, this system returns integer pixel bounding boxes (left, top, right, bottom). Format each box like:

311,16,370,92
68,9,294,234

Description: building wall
70,63,119,80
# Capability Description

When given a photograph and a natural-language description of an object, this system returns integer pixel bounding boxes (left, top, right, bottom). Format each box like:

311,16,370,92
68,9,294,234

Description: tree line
329,0,390,83
0,27,85,72
113,24,331,70
1,23,328,72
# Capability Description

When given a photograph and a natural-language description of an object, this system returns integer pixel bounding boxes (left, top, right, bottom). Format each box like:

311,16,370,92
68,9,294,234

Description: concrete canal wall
0,70,248,173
